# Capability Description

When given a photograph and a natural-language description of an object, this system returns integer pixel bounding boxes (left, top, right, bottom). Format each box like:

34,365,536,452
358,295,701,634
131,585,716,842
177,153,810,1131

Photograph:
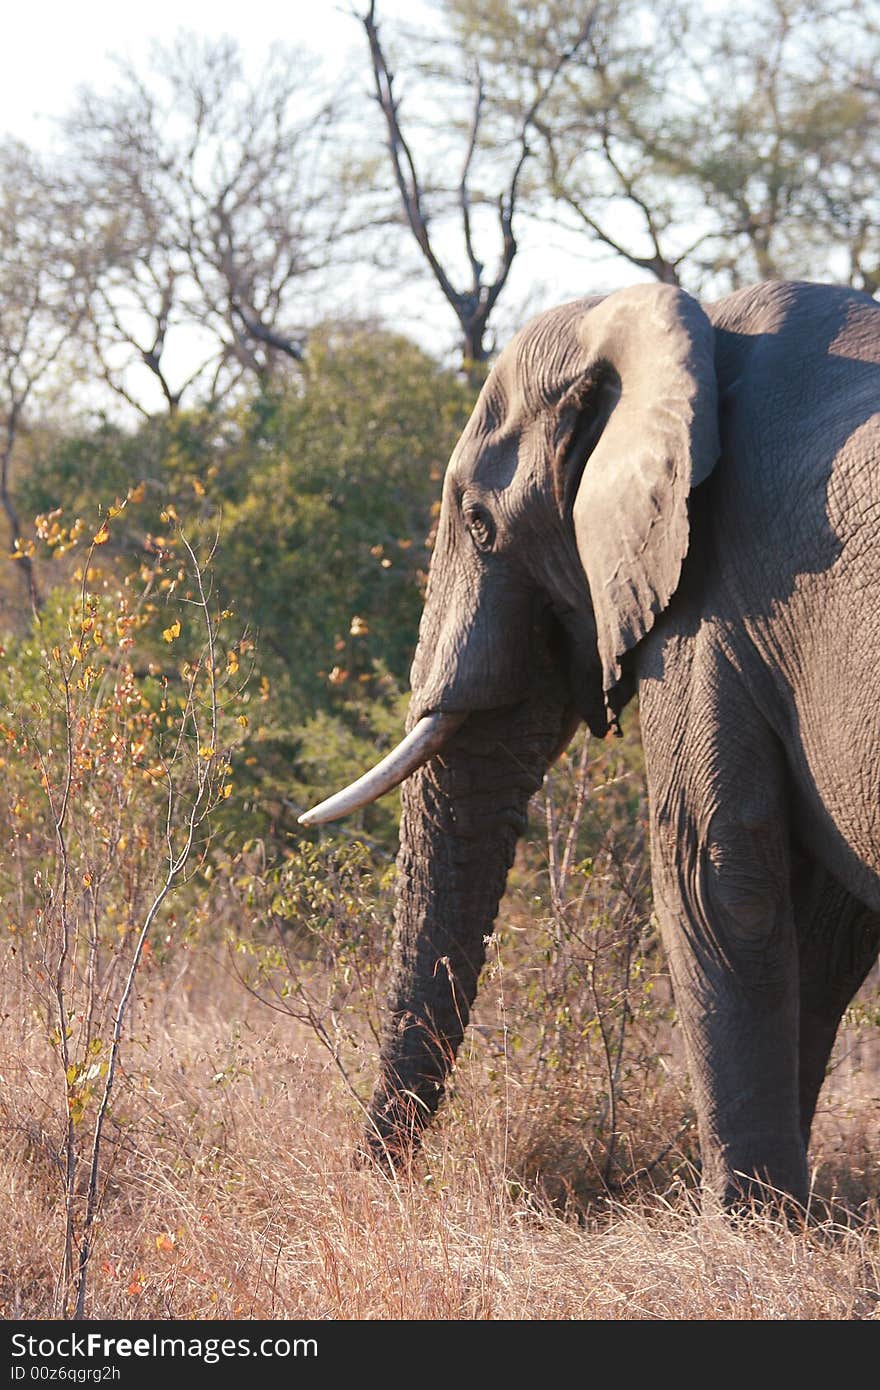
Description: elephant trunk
364,683,570,1164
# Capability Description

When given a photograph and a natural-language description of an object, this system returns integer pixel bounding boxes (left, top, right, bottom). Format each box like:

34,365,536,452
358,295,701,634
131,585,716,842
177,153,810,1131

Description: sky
0,0,426,145
0,0,625,405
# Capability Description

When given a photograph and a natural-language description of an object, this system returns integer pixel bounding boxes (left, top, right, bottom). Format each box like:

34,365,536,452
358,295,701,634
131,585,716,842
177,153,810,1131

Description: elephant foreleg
642,664,807,1209
793,852,880,1146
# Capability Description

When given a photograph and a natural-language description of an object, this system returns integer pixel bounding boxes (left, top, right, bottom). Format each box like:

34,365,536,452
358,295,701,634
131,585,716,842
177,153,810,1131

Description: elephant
301,279,880,1210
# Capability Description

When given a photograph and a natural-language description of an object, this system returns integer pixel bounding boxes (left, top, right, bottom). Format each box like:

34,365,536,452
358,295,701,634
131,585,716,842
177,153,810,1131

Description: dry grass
1,946,877,1320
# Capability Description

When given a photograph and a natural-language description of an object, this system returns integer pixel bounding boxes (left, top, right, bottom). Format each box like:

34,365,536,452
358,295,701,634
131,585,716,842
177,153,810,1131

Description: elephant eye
464,505,495,551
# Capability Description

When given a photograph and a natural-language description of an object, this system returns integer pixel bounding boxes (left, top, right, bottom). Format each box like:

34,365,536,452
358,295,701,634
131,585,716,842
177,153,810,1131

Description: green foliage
211,326,473,709
13,326,475,848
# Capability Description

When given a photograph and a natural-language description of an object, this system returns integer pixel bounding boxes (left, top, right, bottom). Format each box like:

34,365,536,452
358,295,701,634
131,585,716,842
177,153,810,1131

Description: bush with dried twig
0,496,245,1316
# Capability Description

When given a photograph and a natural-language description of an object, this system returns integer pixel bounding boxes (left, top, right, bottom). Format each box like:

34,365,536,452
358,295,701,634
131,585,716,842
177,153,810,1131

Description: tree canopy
0,0,877,847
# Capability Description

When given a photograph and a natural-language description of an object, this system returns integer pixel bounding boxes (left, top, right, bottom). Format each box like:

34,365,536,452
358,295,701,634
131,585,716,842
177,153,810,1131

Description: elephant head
301,283,720,1162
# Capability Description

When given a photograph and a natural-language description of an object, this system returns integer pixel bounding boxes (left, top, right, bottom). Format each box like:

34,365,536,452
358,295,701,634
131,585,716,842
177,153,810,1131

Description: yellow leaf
128,482,145,504
192,477,206,496
93,522,110,545
222,784,232,799
237,714,248,728
200,745,215,760
226,650,239,675
162,619,181,643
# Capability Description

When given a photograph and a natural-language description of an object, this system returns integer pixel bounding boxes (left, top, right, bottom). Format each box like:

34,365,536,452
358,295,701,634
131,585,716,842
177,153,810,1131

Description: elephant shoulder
707,283,880,508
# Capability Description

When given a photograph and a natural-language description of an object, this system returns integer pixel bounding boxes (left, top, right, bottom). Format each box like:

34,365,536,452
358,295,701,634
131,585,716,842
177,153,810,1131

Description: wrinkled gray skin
365,281,880,1209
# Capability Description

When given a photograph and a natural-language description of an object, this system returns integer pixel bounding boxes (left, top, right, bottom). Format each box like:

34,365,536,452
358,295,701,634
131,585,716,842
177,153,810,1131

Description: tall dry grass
1,941,877,1320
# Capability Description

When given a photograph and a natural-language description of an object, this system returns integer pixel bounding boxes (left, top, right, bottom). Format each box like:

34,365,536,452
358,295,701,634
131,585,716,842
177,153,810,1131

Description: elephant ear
569,283,719,697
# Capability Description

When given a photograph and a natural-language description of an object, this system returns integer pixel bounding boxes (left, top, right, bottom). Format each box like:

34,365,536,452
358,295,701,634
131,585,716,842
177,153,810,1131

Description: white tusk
298,711,466,827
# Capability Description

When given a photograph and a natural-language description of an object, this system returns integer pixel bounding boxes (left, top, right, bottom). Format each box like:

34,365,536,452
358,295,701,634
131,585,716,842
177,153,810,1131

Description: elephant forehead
450,412,555,496
448,302,596,491
501,297,598,407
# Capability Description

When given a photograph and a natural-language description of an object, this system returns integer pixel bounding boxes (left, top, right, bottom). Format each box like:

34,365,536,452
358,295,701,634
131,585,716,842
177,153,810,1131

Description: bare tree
65,36,349,415
0,141,90,613
360,1,597,378
445,0,702,288
444,0,880,297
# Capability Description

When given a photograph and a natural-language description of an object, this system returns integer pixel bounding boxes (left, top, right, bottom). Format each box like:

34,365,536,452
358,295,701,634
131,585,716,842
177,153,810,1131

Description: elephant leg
642,666,806,1209
792,851,880,1146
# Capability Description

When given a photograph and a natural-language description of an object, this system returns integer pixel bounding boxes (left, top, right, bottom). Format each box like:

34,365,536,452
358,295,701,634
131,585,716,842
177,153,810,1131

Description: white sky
0,0,632,408
1,0,423,144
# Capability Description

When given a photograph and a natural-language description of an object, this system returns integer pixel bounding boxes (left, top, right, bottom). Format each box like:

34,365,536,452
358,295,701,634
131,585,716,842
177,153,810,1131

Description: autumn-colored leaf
162,619,181,643
93,522,110,545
